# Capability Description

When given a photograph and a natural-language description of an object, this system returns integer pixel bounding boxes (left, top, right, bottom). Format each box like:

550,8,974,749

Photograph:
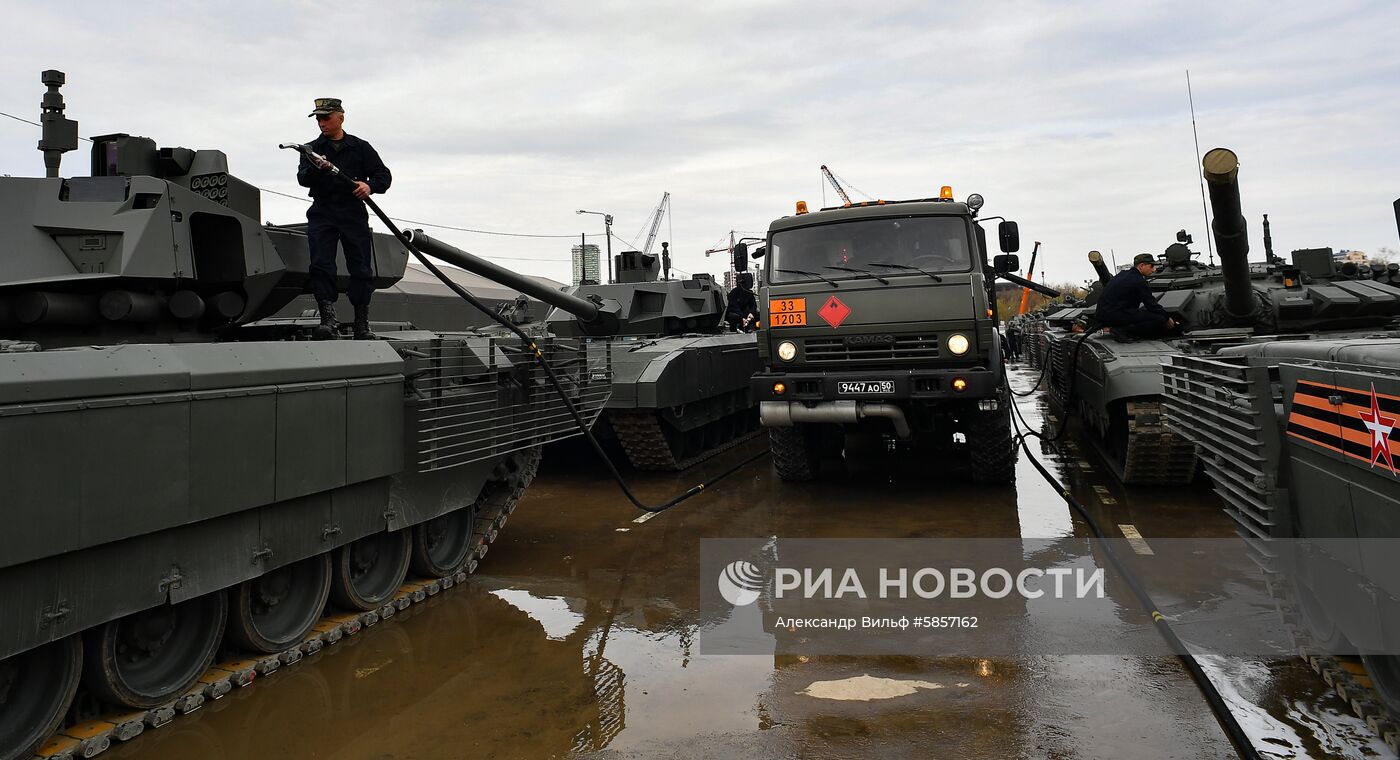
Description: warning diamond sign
818,296,851,328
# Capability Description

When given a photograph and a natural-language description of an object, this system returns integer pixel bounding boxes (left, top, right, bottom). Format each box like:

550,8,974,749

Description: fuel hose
283,144,765,513
1005,372,1261,760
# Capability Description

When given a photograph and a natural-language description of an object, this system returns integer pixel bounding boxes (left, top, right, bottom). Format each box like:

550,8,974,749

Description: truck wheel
967,397,1017,484
770,425,820,482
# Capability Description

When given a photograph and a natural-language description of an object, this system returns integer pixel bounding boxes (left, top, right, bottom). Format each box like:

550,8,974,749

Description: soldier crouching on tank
726,272,761,332
297,98,392,340
1096,253,1178,339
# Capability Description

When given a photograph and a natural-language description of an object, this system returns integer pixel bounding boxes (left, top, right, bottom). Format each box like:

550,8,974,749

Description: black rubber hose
1005,379,1261,760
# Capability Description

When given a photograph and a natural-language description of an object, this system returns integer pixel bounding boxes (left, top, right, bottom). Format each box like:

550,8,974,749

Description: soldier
1096,253,1177,339
297,98,392,340
725,272,760,332
1005,320,1022,361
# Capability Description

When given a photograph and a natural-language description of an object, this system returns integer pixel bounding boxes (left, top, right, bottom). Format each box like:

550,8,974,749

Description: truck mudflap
750,366,999,403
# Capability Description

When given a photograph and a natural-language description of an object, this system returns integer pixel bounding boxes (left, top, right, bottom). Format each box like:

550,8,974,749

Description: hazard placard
769,298,806,327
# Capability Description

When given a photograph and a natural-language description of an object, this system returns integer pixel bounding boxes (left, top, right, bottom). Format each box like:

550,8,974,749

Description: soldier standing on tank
1096,253,1178,339
725,272,760,332
297,98,392,340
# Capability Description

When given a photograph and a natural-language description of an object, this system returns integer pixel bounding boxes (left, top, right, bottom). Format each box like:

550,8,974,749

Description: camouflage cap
308,98,344,117
1133,253,1156,266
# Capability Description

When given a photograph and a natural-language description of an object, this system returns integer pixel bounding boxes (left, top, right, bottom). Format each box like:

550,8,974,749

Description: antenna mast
1187,69,1215,266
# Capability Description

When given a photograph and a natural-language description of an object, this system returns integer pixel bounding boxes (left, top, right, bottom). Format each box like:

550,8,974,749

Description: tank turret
0,73,409,348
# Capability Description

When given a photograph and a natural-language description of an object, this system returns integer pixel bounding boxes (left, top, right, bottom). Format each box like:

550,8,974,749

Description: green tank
1040,148,1400,485
1163,338,1400,740
0,72,611,760
363,235,763,471
1161,200,1400,732
545,250,763,470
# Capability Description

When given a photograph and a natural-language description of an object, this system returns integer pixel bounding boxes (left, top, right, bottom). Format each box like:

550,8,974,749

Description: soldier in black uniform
1096,253,1177,339
725,272,760,332
297,98,392,340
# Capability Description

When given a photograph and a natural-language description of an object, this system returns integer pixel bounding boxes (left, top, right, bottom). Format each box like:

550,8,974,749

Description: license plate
837,380,894,395
769,298,806,326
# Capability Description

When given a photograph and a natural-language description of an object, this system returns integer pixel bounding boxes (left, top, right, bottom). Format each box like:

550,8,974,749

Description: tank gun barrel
1202,147,1255,321
1087,250,1112,284
404,230,616,330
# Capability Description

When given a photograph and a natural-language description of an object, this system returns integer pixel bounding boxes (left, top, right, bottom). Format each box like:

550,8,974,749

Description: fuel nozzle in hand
279,142,337,174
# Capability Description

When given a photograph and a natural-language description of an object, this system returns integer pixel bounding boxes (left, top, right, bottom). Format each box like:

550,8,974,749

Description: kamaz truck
742,189,1049,483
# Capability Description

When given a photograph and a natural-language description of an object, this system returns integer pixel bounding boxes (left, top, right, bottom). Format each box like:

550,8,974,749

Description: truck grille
1162,354,1287,561
802,335,940,365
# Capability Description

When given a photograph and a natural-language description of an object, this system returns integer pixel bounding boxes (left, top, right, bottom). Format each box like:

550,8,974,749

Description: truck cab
743,190,1022,482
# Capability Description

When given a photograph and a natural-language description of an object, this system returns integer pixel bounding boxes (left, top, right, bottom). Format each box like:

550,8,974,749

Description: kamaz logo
844,334,896,346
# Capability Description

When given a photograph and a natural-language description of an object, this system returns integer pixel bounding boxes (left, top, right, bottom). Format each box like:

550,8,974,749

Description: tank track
608,409,761,471
1117,401,1198,485
1266,576,1400,756
27,447,542,760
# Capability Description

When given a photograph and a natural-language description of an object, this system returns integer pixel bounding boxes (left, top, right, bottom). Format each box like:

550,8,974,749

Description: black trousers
307,203,375,307
1101,309,1171,339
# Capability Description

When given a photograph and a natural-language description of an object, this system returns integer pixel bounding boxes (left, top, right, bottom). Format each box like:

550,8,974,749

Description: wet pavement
114,367,1388,759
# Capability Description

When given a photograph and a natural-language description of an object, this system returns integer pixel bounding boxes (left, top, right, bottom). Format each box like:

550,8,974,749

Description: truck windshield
768,216,971,284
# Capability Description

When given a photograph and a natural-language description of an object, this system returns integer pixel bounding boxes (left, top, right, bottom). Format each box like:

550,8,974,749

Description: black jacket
1096,268,1165,321
725,287,759,326
297,133,392,204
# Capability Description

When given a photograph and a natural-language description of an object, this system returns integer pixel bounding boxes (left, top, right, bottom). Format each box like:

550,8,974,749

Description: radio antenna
1187,69,1215,266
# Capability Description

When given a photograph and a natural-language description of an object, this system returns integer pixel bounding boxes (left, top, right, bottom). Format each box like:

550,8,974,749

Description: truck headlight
777,340,797,362
947,334,970,355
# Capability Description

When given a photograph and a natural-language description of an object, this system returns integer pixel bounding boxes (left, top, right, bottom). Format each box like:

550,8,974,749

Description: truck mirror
993,254,1020,274
752,245,767,259
732,242,748,272
998,221,1020,253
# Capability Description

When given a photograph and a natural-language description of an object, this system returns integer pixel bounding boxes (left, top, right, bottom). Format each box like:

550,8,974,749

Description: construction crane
641,192,670,255
819,165,852,207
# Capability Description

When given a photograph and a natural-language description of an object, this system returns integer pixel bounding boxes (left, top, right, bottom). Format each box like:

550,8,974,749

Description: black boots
312,300,376,340
352,304,378,340
312,298,339,340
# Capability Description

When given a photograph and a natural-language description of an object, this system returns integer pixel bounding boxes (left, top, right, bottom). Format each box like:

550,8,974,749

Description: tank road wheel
83,593,227,709
1362,656,1400,715
0,637,82,760
330,529,412,611
410,508,477,578
226,553,333,654
967,396,1017,484
770,425,820,482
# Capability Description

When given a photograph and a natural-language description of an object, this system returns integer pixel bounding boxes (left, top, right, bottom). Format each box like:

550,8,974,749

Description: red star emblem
1358,383,1397,473
817,296,851,328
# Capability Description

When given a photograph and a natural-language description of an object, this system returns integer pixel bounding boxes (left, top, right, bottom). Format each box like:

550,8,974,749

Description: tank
1040,147,1400,485
398,237,763,471
1162,339,1400,742
0,72,612,760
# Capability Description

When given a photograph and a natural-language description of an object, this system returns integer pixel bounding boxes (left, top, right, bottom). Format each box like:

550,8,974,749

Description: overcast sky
3,1,1397,286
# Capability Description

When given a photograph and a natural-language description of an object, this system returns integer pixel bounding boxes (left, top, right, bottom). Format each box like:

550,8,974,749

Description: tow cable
282,144,766,513
1005,367,1261,760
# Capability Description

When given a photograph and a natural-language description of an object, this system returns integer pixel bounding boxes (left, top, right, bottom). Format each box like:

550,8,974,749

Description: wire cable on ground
280,145,762,514
1005,367,1261,760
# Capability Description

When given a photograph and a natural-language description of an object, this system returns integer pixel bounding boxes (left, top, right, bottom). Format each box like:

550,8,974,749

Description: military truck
743,190,1051,482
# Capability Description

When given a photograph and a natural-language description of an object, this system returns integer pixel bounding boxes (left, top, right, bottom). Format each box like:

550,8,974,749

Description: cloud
1,0,1396,285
